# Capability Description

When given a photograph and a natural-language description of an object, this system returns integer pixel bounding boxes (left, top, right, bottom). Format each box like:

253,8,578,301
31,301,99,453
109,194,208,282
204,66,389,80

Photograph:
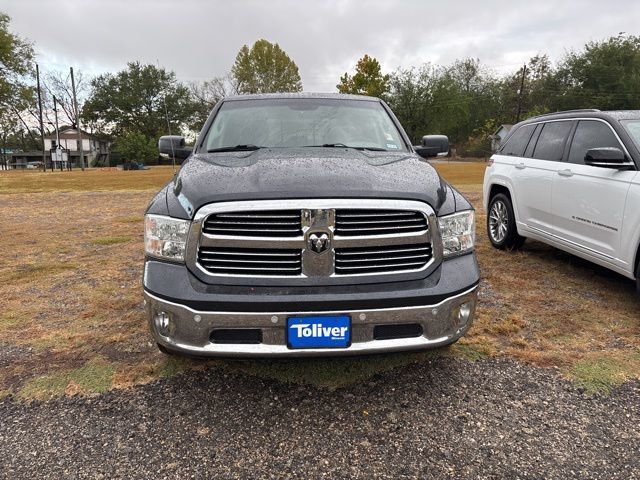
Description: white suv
483,109,640,292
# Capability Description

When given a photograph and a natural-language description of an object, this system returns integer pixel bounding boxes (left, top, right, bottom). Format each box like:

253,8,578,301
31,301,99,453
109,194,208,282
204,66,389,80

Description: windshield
622,120,640,150
202,98,408,152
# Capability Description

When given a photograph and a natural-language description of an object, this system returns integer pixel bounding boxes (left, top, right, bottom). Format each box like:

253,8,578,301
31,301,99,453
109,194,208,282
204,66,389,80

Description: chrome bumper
144,286,478,357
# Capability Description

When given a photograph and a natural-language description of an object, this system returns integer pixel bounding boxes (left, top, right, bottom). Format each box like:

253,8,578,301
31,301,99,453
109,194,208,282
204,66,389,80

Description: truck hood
164,147,451,219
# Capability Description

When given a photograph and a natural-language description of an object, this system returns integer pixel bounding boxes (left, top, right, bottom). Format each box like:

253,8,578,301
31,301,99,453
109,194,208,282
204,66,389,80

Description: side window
568,120,623,165
524,123,543,158
532,121,573,161
500,124,535,157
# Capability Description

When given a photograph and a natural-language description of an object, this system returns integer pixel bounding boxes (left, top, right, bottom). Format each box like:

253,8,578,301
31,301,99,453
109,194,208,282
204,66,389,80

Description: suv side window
532,121,573,161
524,123,543,158
568,120,623,165
500,124,535,157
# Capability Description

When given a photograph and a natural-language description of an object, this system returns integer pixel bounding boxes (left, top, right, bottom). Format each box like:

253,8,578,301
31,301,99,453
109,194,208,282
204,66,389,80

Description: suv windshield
203,98,407,152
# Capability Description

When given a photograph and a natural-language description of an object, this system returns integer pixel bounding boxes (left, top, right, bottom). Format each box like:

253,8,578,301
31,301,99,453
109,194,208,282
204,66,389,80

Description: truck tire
487,193,525,250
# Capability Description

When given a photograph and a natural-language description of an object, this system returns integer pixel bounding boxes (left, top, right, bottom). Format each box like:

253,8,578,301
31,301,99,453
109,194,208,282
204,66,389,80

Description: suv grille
202,210,302,237
198,247,302,276
335,209,427,236
335,243,432,275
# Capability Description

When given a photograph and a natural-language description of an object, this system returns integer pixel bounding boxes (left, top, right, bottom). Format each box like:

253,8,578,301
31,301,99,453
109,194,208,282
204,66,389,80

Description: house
490,124,513,152
44,127,110,166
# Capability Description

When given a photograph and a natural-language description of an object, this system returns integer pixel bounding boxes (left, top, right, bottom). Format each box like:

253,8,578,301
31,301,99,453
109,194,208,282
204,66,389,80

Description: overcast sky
4,0,640,92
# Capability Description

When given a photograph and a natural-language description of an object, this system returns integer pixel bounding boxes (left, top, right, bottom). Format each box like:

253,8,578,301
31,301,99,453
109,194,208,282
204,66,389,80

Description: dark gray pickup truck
143,93,479,357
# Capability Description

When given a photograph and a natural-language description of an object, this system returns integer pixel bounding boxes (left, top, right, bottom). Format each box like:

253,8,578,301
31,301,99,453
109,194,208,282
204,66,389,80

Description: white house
44,127,110,166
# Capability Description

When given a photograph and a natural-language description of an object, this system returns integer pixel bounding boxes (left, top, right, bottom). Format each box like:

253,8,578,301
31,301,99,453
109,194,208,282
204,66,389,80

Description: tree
231,39,302,94
387,65,435,143
554,34,640,110
112,130,157,164
82,62,194,139
42,69,90,129
337,55,390,98
0,11,36,155
0,12,34,108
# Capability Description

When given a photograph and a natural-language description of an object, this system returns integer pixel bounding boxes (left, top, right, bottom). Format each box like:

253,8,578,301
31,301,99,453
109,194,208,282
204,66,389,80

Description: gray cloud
5,0,640,91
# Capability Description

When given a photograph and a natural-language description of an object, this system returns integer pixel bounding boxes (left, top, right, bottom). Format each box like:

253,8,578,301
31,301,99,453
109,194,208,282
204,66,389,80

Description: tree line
2,8,640,164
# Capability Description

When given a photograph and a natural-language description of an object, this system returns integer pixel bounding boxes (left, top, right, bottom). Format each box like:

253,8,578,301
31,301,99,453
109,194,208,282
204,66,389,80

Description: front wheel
487,193,525,250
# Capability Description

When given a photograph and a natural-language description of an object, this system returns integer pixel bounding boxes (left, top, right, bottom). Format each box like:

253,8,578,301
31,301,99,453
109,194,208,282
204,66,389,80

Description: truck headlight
438,210,475,257
144,214,190,262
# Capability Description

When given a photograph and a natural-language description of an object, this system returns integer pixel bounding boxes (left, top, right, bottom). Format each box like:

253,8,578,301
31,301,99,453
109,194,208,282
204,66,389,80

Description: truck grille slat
216,213,300,219
335,209,427,236
198,247,302,276
337,246,431,256
334,243,432,275
200,248,300,258
203,210,302,237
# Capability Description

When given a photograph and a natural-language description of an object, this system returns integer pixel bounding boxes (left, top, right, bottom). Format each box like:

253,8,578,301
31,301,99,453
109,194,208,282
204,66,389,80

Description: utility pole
70,67,84,171
53,95,62,171
36,64,48,171
515,64,527,124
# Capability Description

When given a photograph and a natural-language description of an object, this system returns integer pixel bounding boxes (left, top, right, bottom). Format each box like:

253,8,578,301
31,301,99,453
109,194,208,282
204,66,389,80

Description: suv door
551,119,635,264
516,120,573,235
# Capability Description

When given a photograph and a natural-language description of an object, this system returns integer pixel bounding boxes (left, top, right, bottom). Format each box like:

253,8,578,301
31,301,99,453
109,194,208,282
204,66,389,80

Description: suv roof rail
527,109,601,120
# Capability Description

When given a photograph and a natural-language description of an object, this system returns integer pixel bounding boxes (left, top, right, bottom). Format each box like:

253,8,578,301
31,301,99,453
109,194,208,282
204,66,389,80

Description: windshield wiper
304,143,388,152
207,144,263,153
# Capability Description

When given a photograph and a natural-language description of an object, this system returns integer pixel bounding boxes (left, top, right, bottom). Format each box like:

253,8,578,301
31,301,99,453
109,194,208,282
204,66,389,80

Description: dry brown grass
0,161,638,399
0,166,175,194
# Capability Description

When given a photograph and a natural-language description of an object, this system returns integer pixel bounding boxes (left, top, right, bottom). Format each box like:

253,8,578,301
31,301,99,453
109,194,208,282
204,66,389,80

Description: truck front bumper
143,253,480,357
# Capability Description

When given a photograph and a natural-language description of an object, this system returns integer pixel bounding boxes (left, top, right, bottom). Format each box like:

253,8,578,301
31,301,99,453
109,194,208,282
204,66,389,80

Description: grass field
0,162,638,400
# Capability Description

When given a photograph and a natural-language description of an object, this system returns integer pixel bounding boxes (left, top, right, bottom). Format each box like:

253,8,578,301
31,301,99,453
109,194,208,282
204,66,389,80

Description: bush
112,131,157,164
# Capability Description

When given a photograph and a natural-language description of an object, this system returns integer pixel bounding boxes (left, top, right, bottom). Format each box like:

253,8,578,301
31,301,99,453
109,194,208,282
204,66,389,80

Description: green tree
387,65,435,143
112,130,157,164
554,34,640,110
0,11,35,151
231,40,302,94
82,62,194,139
0,12,34,107
337,55,390,98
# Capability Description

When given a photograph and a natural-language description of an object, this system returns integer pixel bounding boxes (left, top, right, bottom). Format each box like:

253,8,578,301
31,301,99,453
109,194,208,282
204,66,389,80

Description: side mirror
414,135,450,159
159,135,192,160
584,147,632,169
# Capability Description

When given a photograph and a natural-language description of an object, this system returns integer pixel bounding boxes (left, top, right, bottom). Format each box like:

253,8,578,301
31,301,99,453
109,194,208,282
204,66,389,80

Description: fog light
453,302,473,328
154,311,171,336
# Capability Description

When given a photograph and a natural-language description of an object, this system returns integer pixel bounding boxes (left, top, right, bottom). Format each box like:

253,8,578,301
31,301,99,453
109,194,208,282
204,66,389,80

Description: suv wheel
487,193,525,250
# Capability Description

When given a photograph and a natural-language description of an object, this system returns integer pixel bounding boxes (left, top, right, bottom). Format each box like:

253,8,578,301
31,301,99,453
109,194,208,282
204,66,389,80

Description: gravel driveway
0,357,638,479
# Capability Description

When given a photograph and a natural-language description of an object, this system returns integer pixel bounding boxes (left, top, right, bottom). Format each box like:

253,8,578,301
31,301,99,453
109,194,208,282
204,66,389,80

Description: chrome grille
189,199,438,283
335,243,432,275
335,209,428,236
198,247,302,276
202,210,302,237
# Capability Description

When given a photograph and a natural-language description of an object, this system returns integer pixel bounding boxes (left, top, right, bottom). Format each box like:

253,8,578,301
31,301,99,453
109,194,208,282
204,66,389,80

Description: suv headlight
144,214,190,262
438,210,475,257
